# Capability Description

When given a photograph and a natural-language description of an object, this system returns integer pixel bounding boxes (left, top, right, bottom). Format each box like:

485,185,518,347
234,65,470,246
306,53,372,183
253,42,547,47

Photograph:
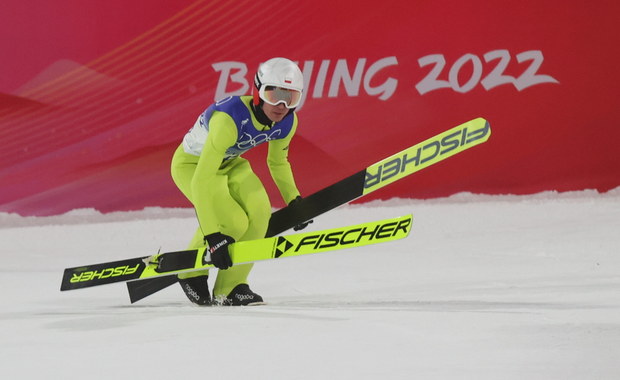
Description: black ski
127,117,491,303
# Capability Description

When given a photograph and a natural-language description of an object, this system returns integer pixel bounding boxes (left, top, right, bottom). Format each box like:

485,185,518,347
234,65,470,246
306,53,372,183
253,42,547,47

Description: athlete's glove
204,232,234,270
289,196,314,231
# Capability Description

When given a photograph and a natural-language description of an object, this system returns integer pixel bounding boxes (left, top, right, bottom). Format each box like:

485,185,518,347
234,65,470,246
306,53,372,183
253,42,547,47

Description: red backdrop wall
1,0,618,216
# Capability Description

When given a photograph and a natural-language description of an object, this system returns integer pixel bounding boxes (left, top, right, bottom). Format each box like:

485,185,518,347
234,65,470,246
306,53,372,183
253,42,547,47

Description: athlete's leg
212,158,271,298
170,145,198,201
172,149,269,300
172,146,250,240
172,147,210,282
227,159,271,241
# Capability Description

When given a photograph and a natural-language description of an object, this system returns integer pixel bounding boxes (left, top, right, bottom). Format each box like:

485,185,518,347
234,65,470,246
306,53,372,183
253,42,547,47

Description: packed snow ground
1,190,619,379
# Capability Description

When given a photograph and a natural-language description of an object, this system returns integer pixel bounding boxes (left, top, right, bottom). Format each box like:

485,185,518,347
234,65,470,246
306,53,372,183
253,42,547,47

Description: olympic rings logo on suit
237,130,283,150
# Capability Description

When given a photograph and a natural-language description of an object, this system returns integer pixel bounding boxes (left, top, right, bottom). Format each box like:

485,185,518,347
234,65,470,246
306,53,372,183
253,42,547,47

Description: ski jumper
171,96,300,297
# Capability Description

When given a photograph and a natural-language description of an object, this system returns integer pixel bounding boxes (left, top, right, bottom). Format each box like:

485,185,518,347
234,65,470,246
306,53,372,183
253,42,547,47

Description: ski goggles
259,85,302,109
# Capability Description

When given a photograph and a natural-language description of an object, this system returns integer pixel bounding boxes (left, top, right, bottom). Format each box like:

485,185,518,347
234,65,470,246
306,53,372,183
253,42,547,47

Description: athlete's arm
192,111,238,234
267,114,301,204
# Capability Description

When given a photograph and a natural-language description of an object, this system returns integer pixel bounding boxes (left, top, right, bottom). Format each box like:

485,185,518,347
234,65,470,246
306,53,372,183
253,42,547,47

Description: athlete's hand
204,232,234,269
289,196,314,231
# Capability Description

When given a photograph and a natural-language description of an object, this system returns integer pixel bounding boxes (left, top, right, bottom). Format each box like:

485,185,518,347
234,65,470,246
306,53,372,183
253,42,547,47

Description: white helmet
254,57,303,109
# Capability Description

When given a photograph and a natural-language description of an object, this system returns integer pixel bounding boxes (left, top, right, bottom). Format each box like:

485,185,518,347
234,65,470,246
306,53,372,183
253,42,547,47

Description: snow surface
1,190,619,379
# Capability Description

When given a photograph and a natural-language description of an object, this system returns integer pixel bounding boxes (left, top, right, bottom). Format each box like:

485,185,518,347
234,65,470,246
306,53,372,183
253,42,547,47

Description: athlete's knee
248,201,270,225
242,203,270,240
221,215,249,242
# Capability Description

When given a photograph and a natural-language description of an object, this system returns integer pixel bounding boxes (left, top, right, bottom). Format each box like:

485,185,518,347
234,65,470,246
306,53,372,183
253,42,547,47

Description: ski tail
126,274,176,303
61,257,147,291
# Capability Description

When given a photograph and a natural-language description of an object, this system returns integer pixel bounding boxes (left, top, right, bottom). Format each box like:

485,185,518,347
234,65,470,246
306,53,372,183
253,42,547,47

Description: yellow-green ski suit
171,96,301,297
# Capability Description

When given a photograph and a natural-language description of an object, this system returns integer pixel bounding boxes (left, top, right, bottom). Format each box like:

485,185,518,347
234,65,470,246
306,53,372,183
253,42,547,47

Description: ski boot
179,275,211,306
215,284,264,306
